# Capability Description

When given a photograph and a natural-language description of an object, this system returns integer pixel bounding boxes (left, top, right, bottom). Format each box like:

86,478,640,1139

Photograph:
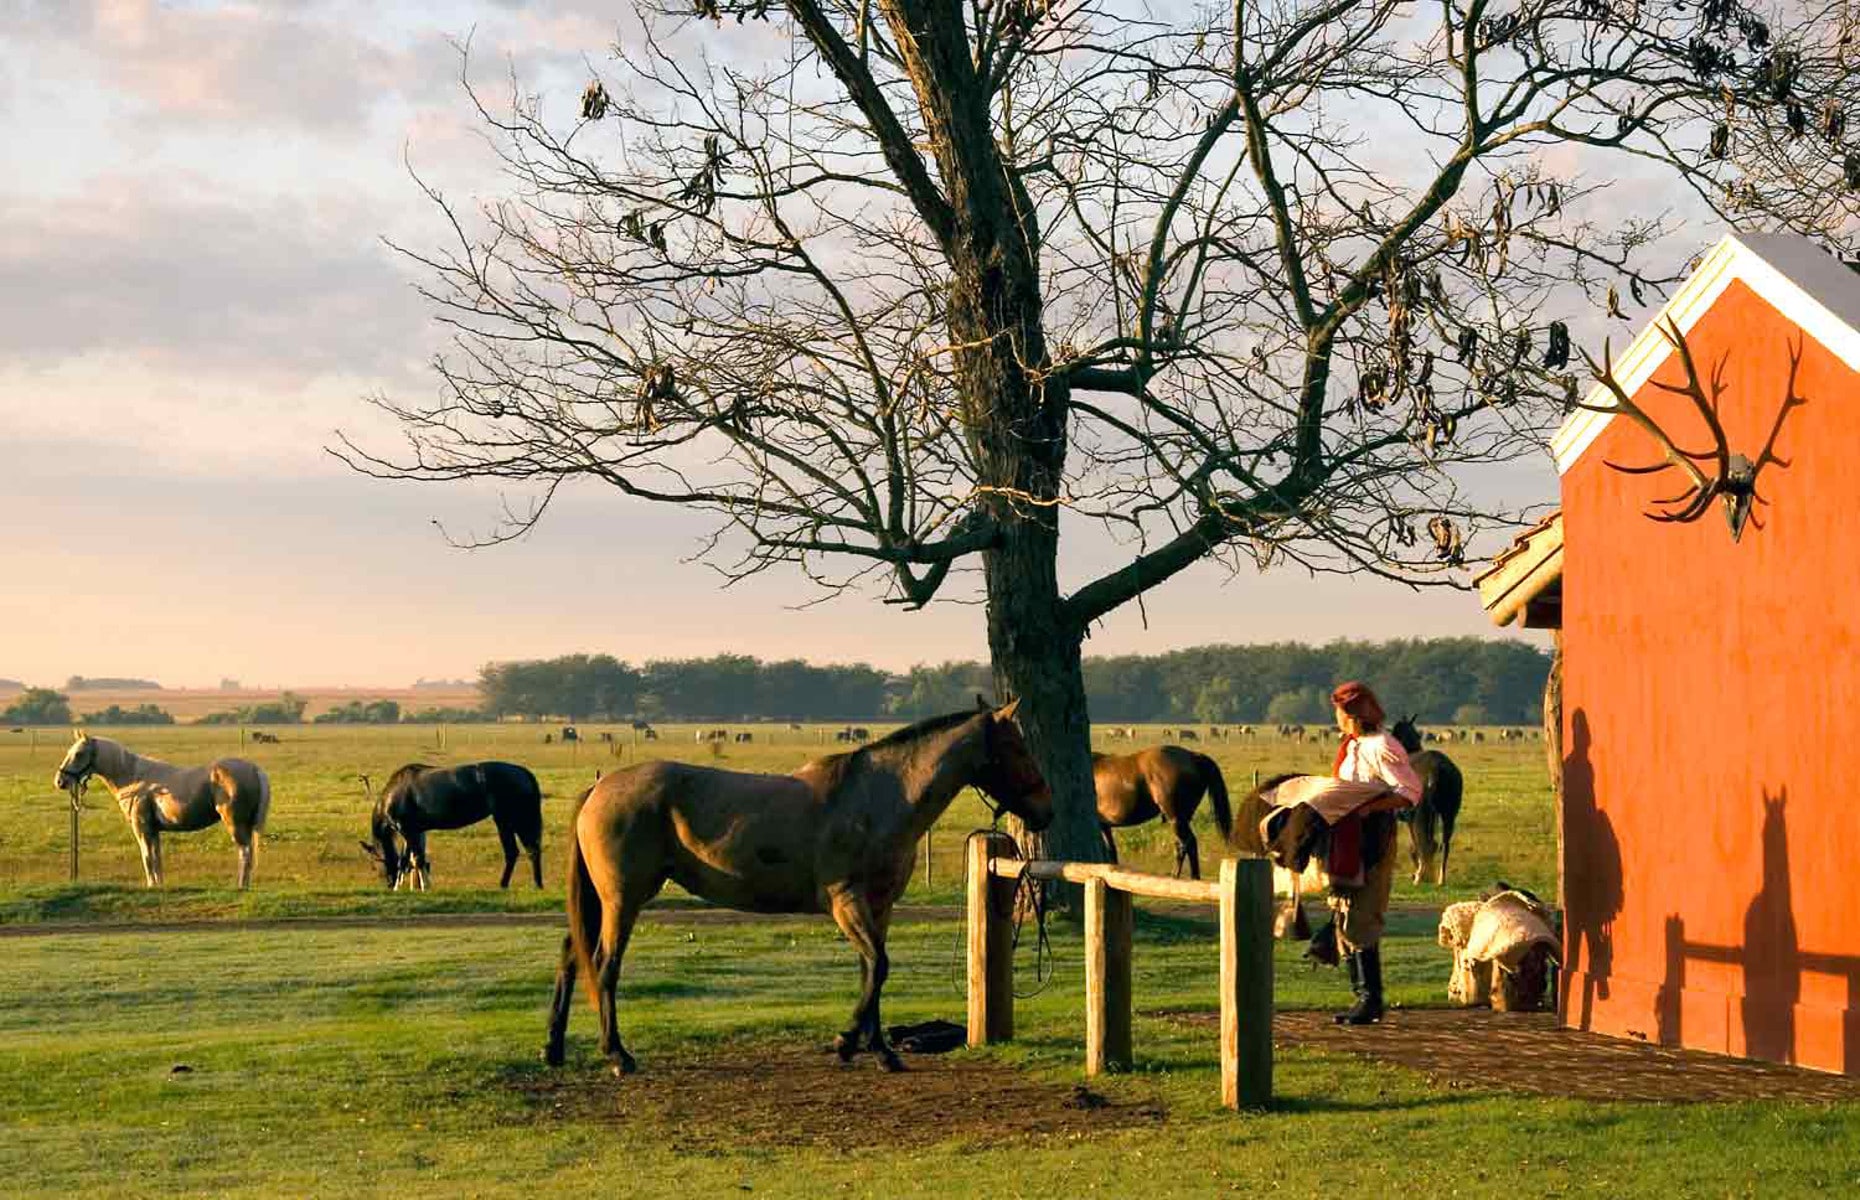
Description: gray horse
54,733,271,888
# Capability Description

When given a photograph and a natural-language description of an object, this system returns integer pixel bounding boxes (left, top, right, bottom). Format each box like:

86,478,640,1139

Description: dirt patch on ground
1156,1007,1860,1104
505,1042,1165,1151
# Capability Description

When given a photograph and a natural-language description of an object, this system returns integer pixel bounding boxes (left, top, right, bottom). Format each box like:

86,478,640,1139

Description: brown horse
54,732,271,888
1091,745,1234,879
544,699,1052,1076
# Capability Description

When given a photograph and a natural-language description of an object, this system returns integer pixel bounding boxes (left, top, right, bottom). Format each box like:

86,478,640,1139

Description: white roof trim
1551,231,1860,475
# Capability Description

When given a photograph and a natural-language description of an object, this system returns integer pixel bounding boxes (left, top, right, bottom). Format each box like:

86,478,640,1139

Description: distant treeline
66,676,162,691
477,639,1551,725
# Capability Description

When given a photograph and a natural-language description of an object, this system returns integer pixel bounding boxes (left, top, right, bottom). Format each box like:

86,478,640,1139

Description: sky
0,0,1575,689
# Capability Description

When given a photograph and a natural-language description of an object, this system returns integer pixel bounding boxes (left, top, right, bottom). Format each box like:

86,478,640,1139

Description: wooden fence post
1084,876,1133,1074
966,832,1017,1045
1219,857,1274,1109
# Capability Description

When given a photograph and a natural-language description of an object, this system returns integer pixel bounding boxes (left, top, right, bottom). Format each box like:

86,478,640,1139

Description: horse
1390,715,1465,885
543,698,1052,1076
1090,745,1234,879
361,761,545,890
54,732,271,888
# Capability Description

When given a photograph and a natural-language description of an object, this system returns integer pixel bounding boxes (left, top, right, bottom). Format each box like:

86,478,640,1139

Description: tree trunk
1545,631,1565,908
984,526,1104,877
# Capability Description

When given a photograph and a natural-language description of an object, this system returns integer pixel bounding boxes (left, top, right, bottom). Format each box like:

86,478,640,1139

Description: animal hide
1257,777,1388,889
1439,891,1560,1010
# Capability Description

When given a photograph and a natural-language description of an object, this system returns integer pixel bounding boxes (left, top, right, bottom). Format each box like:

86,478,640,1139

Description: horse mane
807,708,983,798
383,762,435,792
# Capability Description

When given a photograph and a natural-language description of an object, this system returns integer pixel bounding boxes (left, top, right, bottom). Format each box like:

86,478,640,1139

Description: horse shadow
1658,788,1812,1064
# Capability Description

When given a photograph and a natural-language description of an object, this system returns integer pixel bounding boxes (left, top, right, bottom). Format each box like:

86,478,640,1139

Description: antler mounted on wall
1578,318,1807,541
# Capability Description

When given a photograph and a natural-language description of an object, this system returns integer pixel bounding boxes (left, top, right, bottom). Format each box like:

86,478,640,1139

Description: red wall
1560,279,1860,1073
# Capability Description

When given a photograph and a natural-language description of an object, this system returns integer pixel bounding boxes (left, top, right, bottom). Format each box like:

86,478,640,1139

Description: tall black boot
1333,952,1363,1024
1338,946,1386,1026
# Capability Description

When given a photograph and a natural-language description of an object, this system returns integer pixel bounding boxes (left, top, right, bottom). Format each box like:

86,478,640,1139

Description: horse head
53,731,97,793
971,697,1054,832
1390,714,1423,754
357,774,403,889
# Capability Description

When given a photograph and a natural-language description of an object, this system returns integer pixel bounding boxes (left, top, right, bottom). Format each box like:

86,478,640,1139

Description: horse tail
253,768,272,833
1195,752,1233,843
564,788,603,1009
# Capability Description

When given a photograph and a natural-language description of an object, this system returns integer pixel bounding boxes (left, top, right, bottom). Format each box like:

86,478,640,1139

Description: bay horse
1390,715,1464,885
361,761,544,890
1090,745,1233,879
544,699,1052,1076
54,732,271,888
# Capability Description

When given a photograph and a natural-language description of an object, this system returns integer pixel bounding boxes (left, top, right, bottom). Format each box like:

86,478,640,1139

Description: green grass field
0,722,1554,919
8,723,1845,1198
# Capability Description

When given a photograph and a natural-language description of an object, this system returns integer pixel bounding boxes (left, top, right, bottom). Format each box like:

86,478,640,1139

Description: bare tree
341,0,1860,864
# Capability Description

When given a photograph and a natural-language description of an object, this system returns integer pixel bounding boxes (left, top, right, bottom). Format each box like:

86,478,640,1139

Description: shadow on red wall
1562,708,1621,1029
1657,790,1860,1072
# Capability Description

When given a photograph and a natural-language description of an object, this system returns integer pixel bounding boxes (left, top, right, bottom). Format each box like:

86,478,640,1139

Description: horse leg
1174,821,1201,881
595,892,648,1076
234,825,255,889
544,934,576,1067
526,833,544,889
1437,821,1453,886
406,831,431,891
1100,824,1118,865
828,887,902,1072
494,821,519,889
219,803,256,890
134,828,160,888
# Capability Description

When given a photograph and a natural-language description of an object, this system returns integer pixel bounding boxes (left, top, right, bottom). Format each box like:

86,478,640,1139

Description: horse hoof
542,1043,565,1068
610,1054,637,1078
833,1033,857,1063
877,1052,906,1073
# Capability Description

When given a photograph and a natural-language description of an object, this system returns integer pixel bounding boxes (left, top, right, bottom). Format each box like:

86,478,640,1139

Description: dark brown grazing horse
362,761,544,890
545,699,1052,1076
1091,745,1234,879
1390,716,1464,885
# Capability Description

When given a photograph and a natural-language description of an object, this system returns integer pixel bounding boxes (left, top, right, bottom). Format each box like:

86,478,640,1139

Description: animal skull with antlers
1579,318,1807,541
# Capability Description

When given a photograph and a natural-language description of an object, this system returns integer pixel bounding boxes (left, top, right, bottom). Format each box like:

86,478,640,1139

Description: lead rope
950,820,1056,1001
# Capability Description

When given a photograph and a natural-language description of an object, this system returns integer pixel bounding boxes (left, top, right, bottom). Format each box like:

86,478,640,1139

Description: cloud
0,179,433,376
15,0,498,135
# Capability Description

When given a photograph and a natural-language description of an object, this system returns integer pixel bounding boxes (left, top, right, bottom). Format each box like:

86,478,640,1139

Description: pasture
9,723,1849,1198
0,722,1553,919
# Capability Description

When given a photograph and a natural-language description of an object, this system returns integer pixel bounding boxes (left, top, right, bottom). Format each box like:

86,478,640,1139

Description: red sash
1329,736,1364,879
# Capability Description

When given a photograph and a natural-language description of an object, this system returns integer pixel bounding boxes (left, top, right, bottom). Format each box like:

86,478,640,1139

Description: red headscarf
1330,680,1385,731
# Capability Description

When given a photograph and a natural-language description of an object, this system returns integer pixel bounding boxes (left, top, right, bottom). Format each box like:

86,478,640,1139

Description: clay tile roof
1474,512,1563,628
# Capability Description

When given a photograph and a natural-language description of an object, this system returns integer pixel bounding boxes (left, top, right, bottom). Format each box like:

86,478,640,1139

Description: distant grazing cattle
788,723,803,731
642,727,658,741
599,731,616,744
1178,729,1199,742
560,726,580,743
630,720,651,731
543,734,554,745
834,729,853,743
249,731,281,744
734,732,753,743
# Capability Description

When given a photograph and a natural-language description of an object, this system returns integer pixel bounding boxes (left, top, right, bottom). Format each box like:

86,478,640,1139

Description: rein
951,816,1057,1002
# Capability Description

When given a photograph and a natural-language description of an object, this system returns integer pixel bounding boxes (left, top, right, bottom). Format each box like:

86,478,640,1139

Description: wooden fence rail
964,832,1274,1109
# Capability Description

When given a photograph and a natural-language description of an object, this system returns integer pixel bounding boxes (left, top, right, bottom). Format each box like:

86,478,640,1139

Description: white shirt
1338,731,1424,805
